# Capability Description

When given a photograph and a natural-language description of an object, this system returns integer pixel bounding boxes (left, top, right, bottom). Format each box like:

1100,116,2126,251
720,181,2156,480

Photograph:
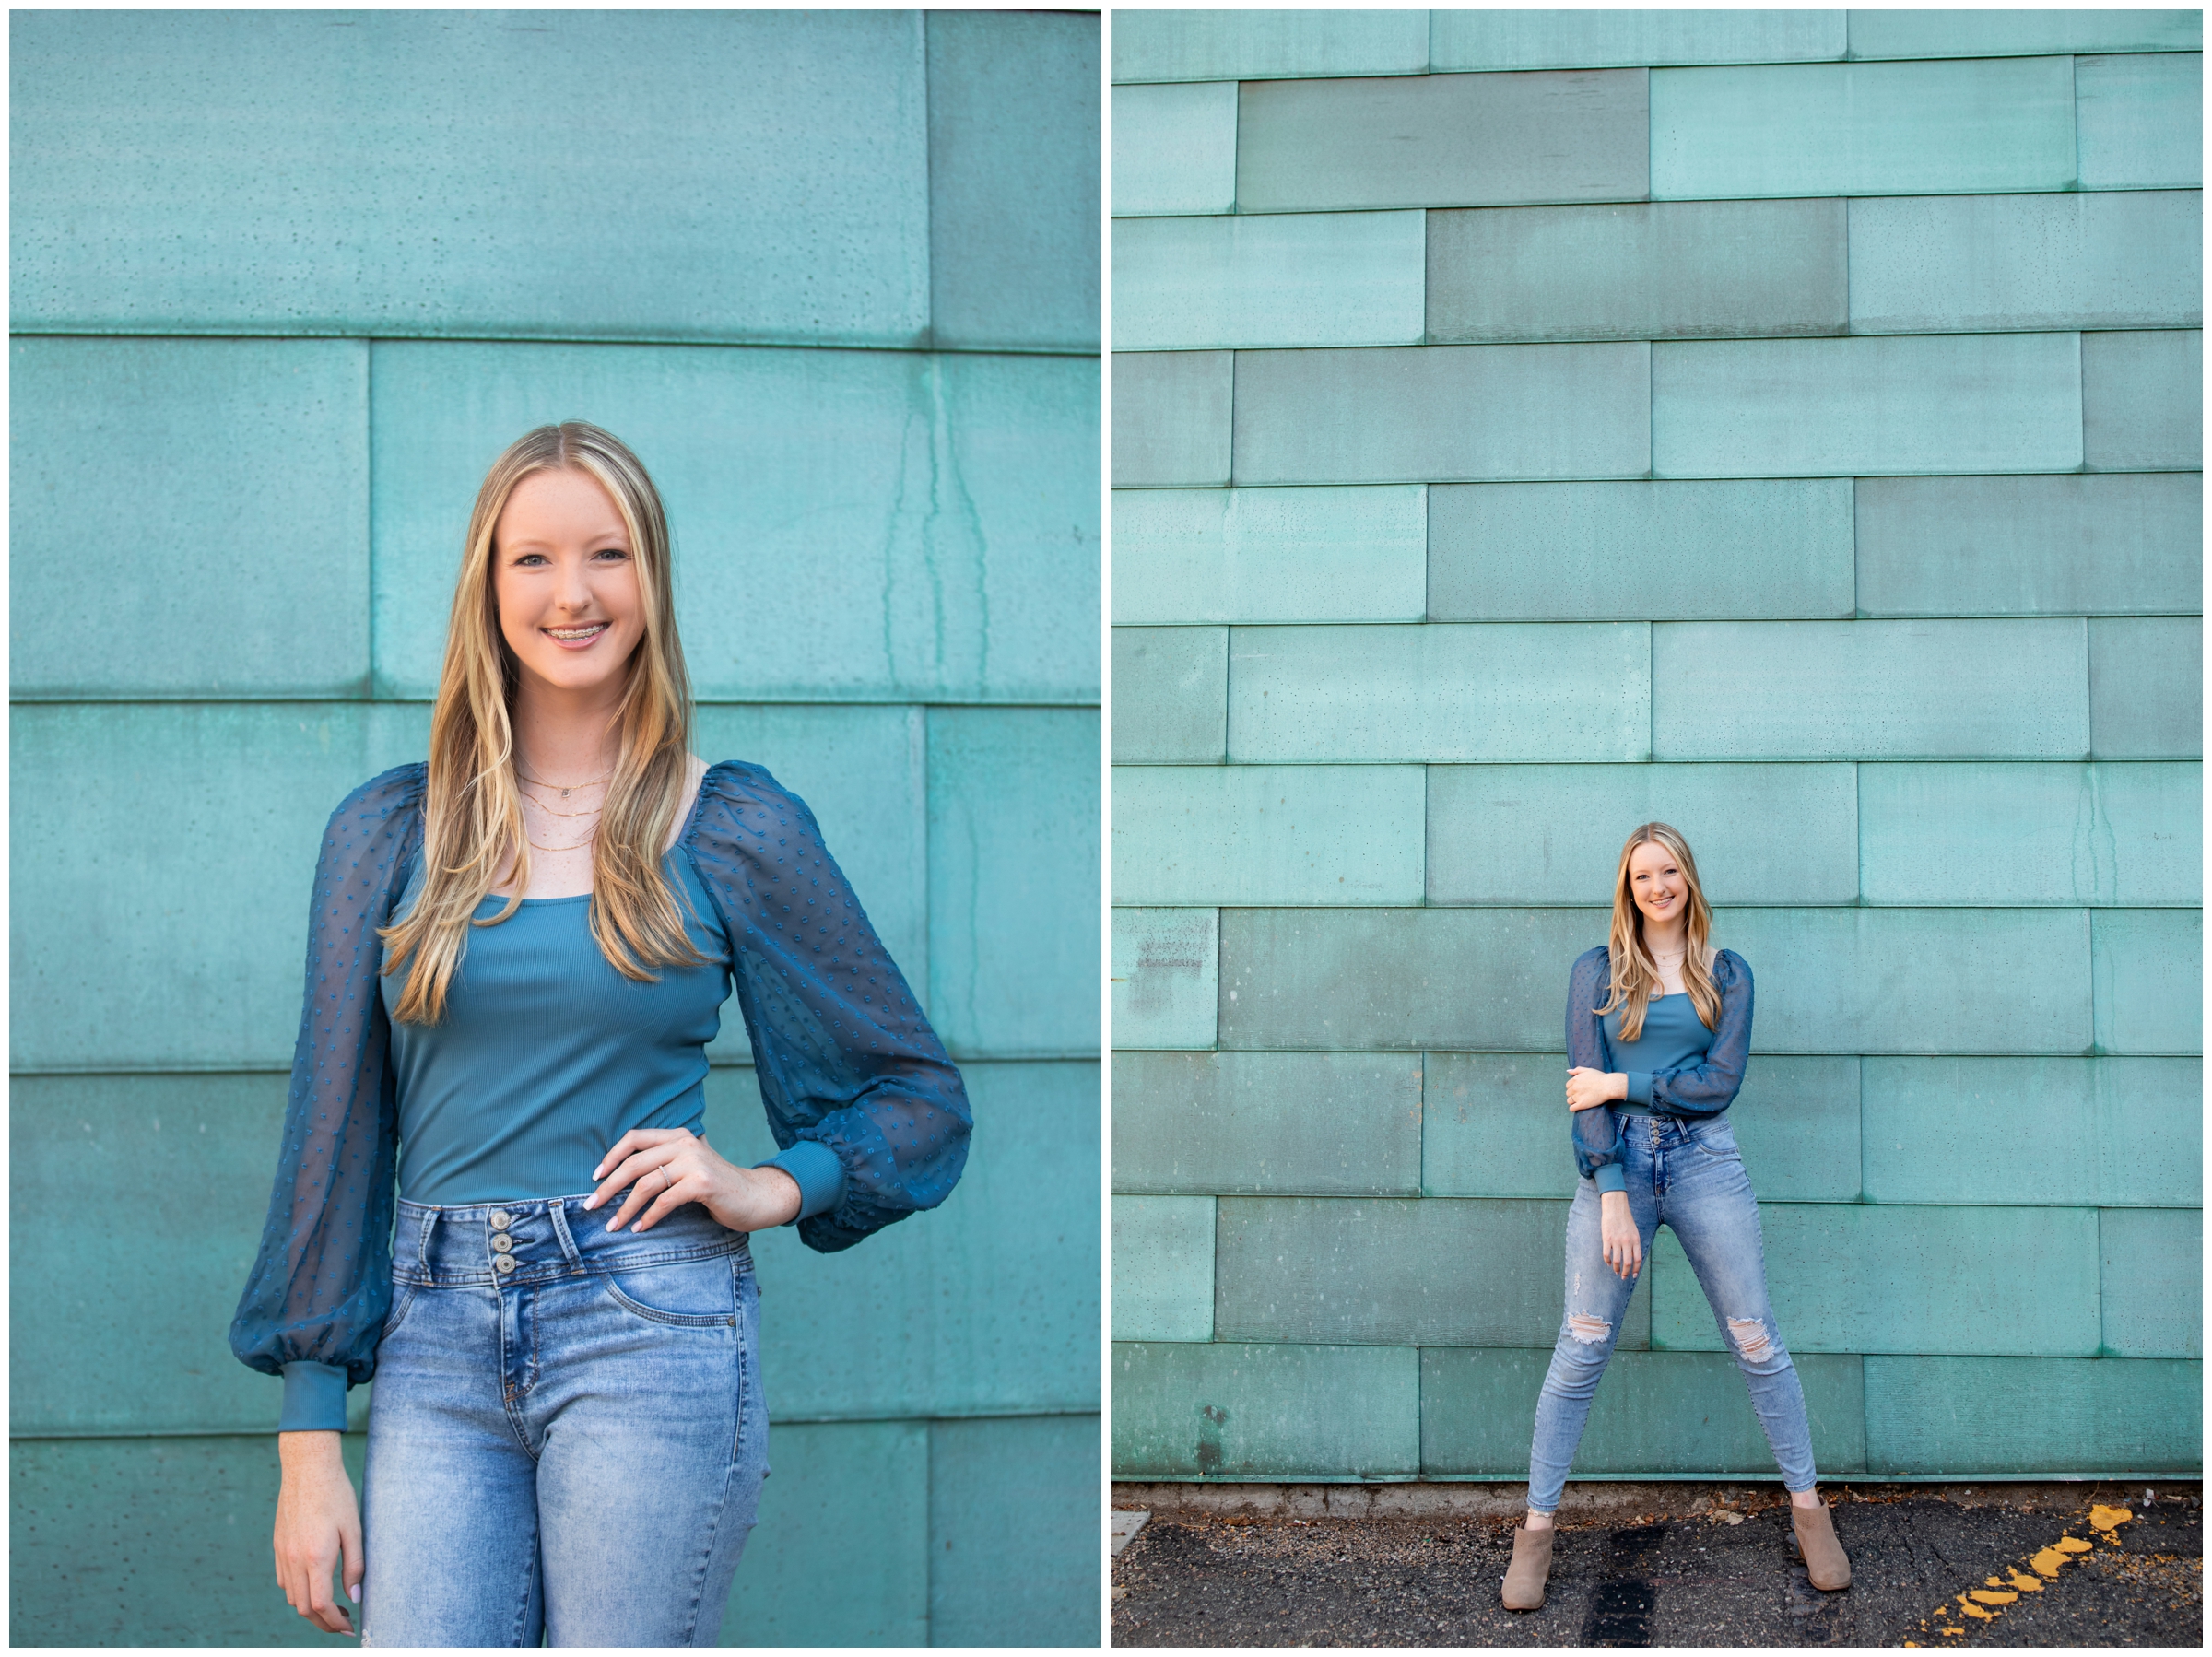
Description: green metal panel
2100,1207,2202,1359
2081,328,2204,471
1112,82,1238,216
1653,333,2084,477
2090,617,2203,759
9,336,369,700
1653,619,2089,759
927,709,1100,1059
1236,69,1649,213
1215,1195,1653,1349
1422,1052,1862,1204
1228,622,1651,763
1112,9,1429,83
1427,762,1858,905
1862,1057,2204,1208
1111,1050,1424,1195
927,1416,1102,1646
9,701,429,1073
1430,479,1853,621
1857,761,2200,908
1112,764,1425,905
1845,10,2203,59
1231,342,1652,485
1113,211,1426,350
1112,1196,1217,1341
1112,627,1228,762
1864,1356,2201,1474
9,11,930,345
1848,192,2201,335
2076,52,2205,188
1419,1349,1866,1475
2091,908,2203,1055
924,11,1099,352
1427,199,1847,344
1111,350,1233,487
1650,57,2077,199
721,1420,930,1647
370,342,1099,705
1854,472,2202,617
1652,1204,2102,1356
1111,486,1428,626
1112,909,1220,1051
1430,10,1846,72
1110,1341,1422,1477
10,1432,368,1646
704,1062,1100,1422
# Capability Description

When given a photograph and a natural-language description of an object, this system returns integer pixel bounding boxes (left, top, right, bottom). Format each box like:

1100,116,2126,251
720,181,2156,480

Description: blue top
1566,945,1753,1195
230,760,971,1432
384,849,753,1208
1602,994,1715,1122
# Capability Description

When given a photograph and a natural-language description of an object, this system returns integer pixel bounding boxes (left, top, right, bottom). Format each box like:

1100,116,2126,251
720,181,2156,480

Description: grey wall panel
1112,1050,1424,1195
1112,351,1233,488
2076,53,2204,189
1849,192,2202,335
2082,329,2204,470
1855,473,2202,617
1233,342,1652,486
1427,478,1853,620
1236,69,1650,213
1114,212,1426,350
1427,762,1859,906
1229,623,1651,764
1430,11,1846,72
1112,628,1227,764
1112,82,1238,216
1111,486,1428,626
10,10,931,345
1650,57,2077,199
1427,199,1847,344
9,337,369,700
2090,617,2202,758
1859,762,2200,908
1112,10,1430,84
1652,333,2084,476
924,11,1100,351
1653,619,2089,760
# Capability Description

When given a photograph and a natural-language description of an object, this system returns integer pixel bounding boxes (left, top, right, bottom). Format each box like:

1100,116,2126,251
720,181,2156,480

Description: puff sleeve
1641,950,1753,1120
1566,946,1628,1193
681,762,971,1253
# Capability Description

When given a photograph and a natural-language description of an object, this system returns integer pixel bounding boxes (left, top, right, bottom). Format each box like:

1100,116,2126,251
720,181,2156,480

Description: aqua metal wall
10,11,1100,1645
1109,7,2201,1487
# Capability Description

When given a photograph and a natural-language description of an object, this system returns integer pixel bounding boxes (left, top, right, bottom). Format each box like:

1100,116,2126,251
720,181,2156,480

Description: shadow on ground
1110,1483,2201,1647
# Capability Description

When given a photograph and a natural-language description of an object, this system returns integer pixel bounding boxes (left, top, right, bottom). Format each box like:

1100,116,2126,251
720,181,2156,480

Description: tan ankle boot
1502,1525,1554,1610
1793,1500,1852,1590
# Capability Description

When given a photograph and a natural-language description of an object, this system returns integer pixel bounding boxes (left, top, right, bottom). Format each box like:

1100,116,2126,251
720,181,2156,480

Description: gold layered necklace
517,763,610,853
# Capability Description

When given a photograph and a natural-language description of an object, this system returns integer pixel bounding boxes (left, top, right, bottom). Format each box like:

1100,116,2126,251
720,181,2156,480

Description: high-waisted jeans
361,1194,768,1647
1525,1111,1816,1514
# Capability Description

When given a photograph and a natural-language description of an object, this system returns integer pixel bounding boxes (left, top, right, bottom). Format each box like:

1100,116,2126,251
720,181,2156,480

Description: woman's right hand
274,1430,362,1634
1599,1190,1642,1281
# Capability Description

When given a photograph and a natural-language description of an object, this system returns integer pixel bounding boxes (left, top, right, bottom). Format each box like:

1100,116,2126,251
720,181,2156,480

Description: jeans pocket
1690,1116,1742,1161
381,1282,420,1342
600,1251,741,1328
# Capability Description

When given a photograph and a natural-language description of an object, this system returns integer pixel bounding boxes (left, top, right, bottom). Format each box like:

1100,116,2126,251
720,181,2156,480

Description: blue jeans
1525,1111,1817,1513
361,1195,768,1646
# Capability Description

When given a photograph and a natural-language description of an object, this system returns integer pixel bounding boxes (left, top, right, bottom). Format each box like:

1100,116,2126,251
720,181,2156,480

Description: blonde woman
230,422,971,1645
1500,823,1849,1612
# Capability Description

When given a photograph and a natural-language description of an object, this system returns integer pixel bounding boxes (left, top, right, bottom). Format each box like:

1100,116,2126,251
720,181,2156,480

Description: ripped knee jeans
1525,1111,1816,1513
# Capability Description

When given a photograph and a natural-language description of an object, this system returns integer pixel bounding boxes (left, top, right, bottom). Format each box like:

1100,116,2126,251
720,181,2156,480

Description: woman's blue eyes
512,548,629,566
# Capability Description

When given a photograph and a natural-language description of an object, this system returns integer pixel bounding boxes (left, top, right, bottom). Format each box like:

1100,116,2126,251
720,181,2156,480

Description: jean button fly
491,1234,513,1253
488,1209,512,1230
494,1254,517,1275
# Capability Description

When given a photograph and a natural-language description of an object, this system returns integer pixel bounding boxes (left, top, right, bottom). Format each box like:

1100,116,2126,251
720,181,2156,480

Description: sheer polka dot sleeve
680,762,971,1254
229,764,426,1397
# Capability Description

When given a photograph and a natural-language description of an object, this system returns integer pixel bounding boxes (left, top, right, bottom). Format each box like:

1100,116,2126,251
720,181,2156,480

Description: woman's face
1626,840,1689,930
490,466,645,699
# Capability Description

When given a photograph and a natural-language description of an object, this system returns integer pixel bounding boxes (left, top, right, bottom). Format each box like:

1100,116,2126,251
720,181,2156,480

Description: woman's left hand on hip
585,1126,802,1234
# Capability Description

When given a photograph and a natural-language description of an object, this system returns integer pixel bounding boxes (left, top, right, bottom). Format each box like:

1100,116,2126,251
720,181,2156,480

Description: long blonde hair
381,421,704,1024
1594,821,1720,1042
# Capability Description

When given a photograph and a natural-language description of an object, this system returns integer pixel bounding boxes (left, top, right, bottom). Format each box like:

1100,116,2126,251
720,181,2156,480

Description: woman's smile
542,620,610,648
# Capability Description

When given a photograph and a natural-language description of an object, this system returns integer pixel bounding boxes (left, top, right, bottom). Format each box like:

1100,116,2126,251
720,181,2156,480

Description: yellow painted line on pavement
1916,1506,2130,1642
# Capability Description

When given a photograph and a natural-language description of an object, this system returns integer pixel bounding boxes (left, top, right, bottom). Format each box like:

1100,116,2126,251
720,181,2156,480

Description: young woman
229,422,971,1645
1500,823,1849,1611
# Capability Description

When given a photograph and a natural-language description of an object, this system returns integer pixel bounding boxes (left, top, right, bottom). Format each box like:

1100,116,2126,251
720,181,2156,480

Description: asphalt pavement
1109,1481,2201,1647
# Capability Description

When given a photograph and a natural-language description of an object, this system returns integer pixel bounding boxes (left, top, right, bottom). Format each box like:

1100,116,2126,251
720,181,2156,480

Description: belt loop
417,1204,441,1286
548,1198,582,1268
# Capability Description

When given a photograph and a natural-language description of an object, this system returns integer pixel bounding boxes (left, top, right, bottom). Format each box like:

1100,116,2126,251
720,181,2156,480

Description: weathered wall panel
1112,10,1429,84
2075,53,2204,189
1114,211,1426,351
1112,764,1426,906
1112,627,1228,763
1111,81,1238,217
1112,350,1233,487
1430,11,1846,72
1111,1342,1422,1478
1112,486,1427,625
